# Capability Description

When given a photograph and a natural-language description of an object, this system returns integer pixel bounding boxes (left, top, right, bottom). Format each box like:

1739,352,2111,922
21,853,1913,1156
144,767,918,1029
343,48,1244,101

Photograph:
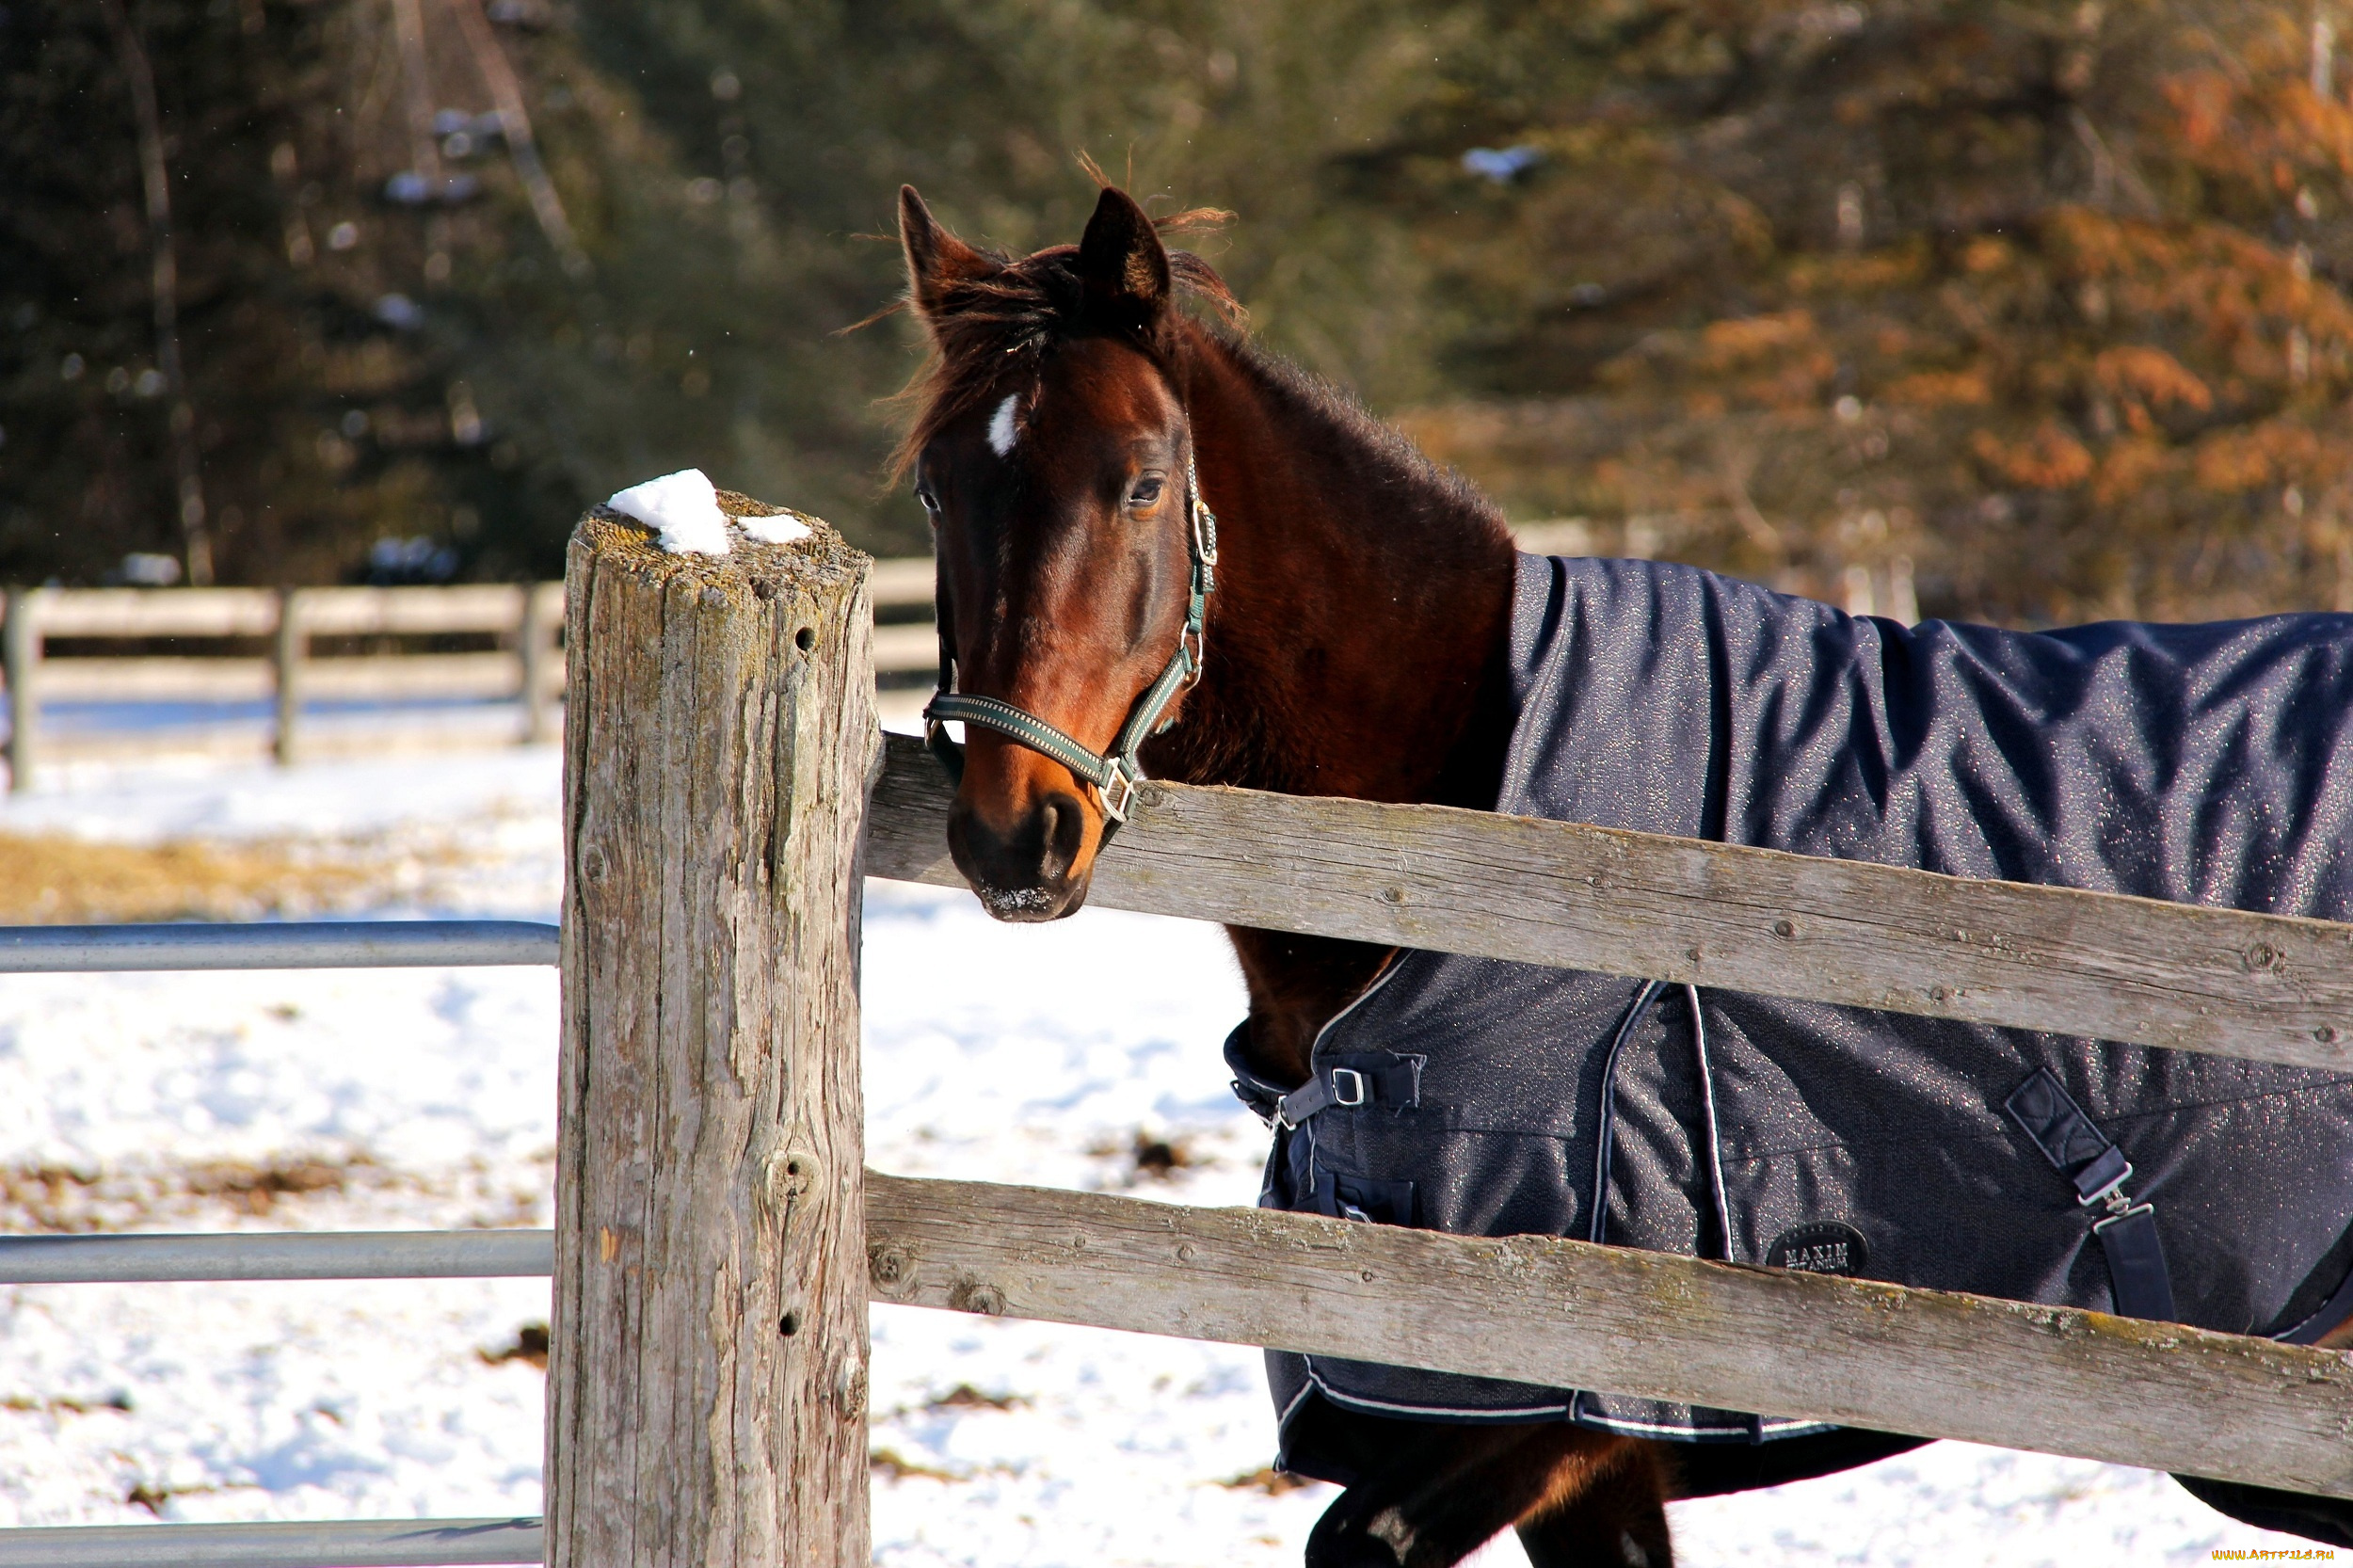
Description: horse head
896,183,1231,922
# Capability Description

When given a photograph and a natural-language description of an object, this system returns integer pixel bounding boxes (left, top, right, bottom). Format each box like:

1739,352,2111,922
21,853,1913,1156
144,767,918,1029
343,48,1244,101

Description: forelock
889,238,1240,479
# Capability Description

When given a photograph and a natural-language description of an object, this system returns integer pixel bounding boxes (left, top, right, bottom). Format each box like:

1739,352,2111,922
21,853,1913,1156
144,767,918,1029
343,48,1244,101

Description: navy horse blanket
1233,553,2353,1535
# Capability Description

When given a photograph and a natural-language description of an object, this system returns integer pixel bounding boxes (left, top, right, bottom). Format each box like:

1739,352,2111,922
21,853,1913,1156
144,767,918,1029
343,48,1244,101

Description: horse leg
1305,1422,1660,1568
1513,1438,1674,1568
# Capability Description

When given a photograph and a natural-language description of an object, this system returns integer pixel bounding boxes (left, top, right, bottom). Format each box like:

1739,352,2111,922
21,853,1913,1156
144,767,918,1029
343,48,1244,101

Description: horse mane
884,210,1241,480
1206,329,1509,536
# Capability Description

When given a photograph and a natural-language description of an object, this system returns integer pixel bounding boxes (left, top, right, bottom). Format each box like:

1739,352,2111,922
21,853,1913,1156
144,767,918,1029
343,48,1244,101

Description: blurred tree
560,0,1470,534
1375,0,2353,625
9,0,2353,629
0,0,921,584
0,0,1458,584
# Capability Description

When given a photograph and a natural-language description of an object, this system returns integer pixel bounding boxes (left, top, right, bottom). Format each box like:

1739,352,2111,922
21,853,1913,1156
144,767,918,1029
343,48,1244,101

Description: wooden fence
546,509,2353,1565
0,506,2345,1565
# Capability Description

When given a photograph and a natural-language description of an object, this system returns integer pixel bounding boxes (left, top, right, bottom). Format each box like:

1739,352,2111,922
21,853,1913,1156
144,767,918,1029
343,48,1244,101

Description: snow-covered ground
0,745,2332,1565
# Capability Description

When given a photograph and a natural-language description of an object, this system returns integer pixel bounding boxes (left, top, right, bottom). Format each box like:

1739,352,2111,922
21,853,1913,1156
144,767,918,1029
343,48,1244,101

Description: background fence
4,511,2350,1564
0,556,939,789
0,528,1612,790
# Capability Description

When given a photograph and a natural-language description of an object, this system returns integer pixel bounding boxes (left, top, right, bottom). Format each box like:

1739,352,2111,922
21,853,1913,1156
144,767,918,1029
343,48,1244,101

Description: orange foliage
2092,439,2177,506
2161,71,2236,154
1971,424,2096,489
2191,424,2324,492
1884,368,1993,408
1693,312,1820,369
1960,236,2013,275
2091,346,2213,413
1386,0,2353,625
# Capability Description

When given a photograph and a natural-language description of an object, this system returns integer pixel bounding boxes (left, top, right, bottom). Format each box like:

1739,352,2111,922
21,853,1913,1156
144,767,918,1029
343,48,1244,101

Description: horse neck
1158,327,1520,809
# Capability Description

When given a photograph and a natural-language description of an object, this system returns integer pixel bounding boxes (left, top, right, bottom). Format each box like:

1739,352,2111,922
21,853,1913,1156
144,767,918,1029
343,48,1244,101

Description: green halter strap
923,445,1218,824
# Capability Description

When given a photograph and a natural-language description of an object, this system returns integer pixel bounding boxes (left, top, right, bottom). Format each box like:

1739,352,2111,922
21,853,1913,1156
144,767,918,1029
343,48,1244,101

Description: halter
922,445,1219,824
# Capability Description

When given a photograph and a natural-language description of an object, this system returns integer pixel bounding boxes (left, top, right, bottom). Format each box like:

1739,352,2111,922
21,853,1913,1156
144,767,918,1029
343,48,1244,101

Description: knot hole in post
765,1144,821,1225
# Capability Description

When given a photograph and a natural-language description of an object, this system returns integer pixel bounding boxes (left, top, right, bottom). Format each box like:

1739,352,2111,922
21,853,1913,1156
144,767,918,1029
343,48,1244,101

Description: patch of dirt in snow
0,830,391,923
871,1447,960,1483
0,747,563,920
871,1446,1018,1484
916,1384,1030,1415
1084,1127,1216,1185
477,1323,549,1370
0,809,551,924
0,1151,548,1233
1221,1465,1321,1496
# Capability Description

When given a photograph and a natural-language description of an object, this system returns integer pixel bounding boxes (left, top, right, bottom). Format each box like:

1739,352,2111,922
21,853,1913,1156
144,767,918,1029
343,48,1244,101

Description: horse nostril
945,789,1091,920
1036,792,1089,883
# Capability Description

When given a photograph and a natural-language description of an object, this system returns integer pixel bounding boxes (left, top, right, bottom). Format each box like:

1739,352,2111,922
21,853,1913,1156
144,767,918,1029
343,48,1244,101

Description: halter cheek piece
922,445,1219,824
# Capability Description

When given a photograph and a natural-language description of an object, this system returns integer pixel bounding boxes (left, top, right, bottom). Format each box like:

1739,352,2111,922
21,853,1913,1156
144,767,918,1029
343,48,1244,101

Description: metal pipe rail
0,920,560,972
0,1516,542,1566
0,1230,554,1284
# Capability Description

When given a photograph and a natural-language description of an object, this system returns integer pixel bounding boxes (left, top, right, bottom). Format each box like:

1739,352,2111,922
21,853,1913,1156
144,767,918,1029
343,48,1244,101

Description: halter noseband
922,445,1219,824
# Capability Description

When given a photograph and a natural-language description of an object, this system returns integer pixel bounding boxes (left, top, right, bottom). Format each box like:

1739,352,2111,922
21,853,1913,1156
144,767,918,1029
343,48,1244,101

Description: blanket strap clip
1273,1055,1426,1130
2003,1067,2179,1322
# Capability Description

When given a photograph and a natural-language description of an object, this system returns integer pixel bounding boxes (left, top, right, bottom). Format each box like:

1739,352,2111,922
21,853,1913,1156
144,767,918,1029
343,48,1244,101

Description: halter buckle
1099,762,1138,824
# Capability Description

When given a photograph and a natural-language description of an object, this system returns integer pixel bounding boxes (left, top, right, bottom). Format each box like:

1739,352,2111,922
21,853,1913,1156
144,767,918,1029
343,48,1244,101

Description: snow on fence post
3,587,38,793
551,502,877,1567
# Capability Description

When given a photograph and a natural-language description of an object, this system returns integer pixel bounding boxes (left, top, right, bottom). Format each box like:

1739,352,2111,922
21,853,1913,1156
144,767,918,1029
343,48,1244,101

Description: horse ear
1076,185,1171,326
900,185,995,323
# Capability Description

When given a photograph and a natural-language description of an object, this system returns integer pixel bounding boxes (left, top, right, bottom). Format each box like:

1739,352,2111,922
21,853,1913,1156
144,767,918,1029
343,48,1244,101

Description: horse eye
915,488,941,515
1128,477,1165,507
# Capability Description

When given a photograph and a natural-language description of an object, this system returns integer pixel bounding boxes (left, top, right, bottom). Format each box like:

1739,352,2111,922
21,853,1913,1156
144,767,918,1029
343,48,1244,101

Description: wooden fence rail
865,1174,2353,1500
552,510,2353,1562
869,730,2353,1073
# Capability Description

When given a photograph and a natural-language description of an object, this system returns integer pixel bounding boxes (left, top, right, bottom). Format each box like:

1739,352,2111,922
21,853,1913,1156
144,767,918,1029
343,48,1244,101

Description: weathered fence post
272,587,307,767
551,504,877,1566
3,588,39,794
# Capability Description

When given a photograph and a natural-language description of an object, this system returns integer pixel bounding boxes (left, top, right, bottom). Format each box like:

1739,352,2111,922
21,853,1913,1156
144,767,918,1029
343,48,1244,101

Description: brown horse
894,180,1679,1567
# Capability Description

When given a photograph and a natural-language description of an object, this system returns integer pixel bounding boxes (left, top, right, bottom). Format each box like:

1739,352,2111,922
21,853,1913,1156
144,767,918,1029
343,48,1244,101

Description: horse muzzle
947,786,1098,922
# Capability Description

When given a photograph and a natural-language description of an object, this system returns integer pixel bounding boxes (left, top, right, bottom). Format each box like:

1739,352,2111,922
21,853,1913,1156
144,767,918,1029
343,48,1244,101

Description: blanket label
1767,1222,1870,1277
